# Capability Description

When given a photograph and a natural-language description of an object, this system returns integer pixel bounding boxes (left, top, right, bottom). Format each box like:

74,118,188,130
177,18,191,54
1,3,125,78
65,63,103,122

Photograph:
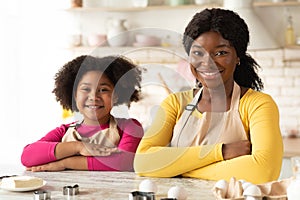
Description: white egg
139,179,158,193
243,184,262,197
168,186,188,200
242,182,254,191
214,179,228,198
215,179,228,190
244,196,262,200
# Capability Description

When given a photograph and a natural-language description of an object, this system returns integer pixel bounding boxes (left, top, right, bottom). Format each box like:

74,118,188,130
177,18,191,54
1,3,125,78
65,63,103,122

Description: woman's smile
197,69,224,80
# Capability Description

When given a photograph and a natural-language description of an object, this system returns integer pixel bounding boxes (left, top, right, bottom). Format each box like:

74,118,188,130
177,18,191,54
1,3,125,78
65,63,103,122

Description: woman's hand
78,142,120,157
222,140,251,160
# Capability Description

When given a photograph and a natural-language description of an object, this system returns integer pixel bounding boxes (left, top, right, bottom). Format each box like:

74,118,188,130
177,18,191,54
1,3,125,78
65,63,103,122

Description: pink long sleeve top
21,118,144,171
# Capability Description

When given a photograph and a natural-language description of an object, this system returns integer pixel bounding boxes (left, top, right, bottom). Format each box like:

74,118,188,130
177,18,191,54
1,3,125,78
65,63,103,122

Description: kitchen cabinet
253,1,300,49
64,3,221,12
253,1,300,7
62,1,300,54
62,2,221,52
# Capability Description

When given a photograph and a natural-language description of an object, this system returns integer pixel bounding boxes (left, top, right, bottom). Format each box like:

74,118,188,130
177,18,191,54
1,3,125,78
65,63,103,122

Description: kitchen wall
63,1,300,133
0,0,299,167
251,48,300,135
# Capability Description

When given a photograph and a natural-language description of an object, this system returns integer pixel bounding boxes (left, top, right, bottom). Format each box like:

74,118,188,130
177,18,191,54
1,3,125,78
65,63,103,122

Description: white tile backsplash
253,48,300,131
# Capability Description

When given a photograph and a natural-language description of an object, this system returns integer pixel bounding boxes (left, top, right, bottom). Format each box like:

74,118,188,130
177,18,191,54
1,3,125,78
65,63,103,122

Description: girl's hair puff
52,55,142,111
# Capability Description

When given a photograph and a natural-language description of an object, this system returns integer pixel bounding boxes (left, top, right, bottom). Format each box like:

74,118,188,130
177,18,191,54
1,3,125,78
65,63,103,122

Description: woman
134,8,283,184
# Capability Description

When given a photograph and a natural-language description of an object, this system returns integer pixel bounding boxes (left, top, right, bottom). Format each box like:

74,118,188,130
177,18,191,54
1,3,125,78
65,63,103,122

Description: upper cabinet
61,0,300,53
253,1,300,7
253,1,300,48
61,1,222,52
65,3,221,12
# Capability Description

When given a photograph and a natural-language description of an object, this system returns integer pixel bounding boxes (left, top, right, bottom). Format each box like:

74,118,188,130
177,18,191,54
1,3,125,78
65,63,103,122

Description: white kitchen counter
0,169,216,200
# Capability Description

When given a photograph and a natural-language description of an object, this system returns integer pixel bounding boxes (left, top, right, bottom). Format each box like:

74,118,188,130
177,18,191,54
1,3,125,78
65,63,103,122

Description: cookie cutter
129,191,155,200
0,175,17,180
33,190,51,200
63,184,79,196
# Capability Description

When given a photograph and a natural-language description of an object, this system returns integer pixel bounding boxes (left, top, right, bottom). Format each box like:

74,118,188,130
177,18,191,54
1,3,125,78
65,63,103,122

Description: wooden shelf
64,3,221,12
64,46,186,63
65,45,185,51
284,45,300,49
283,45,300,62
283,58,300,62
253,1,300,7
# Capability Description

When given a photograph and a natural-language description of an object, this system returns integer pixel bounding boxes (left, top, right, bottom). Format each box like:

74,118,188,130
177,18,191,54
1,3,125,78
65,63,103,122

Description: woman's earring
237,58,240,66
194,80,201,89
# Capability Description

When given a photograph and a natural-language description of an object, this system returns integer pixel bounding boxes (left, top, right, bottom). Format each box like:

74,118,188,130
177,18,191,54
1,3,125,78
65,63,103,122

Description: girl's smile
75,70,115,125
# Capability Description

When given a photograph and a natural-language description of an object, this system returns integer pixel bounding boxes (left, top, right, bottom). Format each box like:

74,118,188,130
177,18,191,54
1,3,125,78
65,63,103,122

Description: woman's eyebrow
191,44,231,49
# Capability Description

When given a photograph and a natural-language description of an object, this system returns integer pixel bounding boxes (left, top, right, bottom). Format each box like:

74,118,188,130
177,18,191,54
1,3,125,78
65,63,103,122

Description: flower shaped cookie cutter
63,184,79,196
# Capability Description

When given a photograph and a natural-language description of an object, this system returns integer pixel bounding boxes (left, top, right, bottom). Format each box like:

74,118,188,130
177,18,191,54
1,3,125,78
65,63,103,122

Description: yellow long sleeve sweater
134,89,283,184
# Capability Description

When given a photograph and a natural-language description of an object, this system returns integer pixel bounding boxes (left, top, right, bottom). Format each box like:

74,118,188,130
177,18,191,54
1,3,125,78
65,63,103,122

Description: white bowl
194,0,210,5
132,0,148,7
135,34,160,46
87,34,107,46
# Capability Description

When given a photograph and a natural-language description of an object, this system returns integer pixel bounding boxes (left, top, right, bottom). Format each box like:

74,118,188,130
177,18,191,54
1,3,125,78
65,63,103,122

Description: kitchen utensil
107,19,128,47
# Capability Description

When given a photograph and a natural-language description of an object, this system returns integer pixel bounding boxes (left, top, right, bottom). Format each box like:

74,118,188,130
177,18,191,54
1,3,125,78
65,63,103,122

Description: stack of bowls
133,34,161,47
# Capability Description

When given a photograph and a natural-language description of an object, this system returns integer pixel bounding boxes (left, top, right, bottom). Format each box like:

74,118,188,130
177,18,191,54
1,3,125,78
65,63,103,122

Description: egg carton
212,177,291,200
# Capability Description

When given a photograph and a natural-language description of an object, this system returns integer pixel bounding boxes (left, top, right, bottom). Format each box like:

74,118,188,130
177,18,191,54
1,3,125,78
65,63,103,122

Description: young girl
21,55,144,172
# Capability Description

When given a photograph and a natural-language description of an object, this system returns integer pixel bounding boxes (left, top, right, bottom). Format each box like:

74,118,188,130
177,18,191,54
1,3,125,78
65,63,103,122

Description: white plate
0,180,47,192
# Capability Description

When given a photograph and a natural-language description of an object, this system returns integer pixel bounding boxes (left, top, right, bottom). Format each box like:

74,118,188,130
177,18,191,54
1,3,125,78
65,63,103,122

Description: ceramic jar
194,0,210,5
107,19,128,47
169,0,185,6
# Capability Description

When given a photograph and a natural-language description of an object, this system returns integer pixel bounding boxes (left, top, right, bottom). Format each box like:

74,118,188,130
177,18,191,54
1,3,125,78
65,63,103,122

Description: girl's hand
78,143,120,157
26,161,65,172
27,156,88,171
222,140,251,160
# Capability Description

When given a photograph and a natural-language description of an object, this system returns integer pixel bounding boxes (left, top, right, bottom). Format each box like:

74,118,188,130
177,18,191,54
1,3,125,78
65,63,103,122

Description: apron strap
184,88,202,111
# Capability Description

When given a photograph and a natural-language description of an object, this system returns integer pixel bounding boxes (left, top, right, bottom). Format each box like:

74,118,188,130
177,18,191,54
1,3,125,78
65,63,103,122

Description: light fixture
223,0,279,50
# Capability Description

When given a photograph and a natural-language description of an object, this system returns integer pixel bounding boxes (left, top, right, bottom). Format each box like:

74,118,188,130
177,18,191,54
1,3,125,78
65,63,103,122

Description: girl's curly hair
52,55,142,111
183,8,263,91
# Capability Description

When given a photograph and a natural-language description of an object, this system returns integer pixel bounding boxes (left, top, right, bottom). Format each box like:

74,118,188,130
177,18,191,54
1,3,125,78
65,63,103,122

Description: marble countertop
0,167,216,200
